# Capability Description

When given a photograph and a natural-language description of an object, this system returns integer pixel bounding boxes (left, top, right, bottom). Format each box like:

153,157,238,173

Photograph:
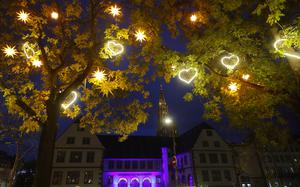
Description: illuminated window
156,176,161,184
69,152,82,163
56,151,66,163
84,171,93,184
52,171,63,185
66,171,80,184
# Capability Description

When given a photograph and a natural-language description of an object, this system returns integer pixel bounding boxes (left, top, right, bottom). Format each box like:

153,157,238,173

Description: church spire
157,85,175,137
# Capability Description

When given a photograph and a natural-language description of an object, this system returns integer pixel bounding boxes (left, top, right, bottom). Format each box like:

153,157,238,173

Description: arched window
188,175,193,187
142,177,151,187
182,175,186,186
130,178,139,187
118,178,128,187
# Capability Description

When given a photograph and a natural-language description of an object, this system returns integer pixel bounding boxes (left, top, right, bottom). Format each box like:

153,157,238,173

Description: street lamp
163,116,178,187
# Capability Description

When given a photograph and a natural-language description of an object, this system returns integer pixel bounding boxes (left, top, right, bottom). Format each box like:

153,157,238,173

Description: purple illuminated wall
161,147,169,186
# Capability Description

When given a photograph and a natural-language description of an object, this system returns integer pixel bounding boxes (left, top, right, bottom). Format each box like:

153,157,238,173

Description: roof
98,123,213,158
98,135,172,158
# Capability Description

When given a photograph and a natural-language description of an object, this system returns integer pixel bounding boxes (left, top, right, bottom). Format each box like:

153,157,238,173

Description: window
66,137,75,144
206,130,213,136
209,153,218,163
265,155,272,163
108,160,114,169
221,153,228,163
66,171,80,184
224,170,232,181
147,160,153,169
132,161,138,169
107,176,113,184
199,153,206,163
116,161,122,169
140,160,146,169
202,170,209,181
202,141,209,147
214,141,220,147
52,171,63,185
82,137,90,145
211,170,221,181
69,152,82,163
156,176,161,184
184,155,188,165
84,171,93,184
86,151,95,163
56,151,66,163
125,160,130,169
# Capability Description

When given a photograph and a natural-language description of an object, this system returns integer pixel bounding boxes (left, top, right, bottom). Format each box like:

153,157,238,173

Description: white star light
93,69,106,81
2,45,17,58
228,82,239,92
134,30,146,42
32,59,42,67
51,11,59,20
17,10,30,23
190,14,197,22
109,5,121,17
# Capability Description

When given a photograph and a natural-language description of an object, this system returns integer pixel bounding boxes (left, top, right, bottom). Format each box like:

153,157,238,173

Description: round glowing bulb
190,14,197,22
51,11,59,20
2,45,17,58
164,117,173,125
17,10,30,23
32,59,42,67
109,5,121,17
228,82,239,92
93,69,106,81
134,30,146,42
242,74,250,81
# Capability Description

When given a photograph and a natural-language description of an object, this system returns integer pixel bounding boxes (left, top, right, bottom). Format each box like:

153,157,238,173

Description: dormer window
66,137,75,144
82,137,90,145
206,130,213,136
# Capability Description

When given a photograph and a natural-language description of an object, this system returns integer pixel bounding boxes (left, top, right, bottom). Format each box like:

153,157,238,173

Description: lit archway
142,177,151,187
118,178,128,187
130,177,139,187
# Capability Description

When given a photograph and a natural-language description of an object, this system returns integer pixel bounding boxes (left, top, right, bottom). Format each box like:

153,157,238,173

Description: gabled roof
97,123,213,158
176,123,213,153
98,135,172,158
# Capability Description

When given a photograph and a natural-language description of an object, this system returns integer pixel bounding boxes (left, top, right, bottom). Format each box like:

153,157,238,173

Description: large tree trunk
34,102,59,187
8,141,21,187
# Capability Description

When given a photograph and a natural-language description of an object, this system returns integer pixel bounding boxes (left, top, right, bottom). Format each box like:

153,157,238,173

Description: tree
0,0,300,187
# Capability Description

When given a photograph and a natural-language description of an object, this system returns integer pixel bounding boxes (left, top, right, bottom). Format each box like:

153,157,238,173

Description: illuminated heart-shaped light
274,39,300,60
221,54,239,70
61,91,78,109
107,41,124,56
22,42,35,59
178,68,198,84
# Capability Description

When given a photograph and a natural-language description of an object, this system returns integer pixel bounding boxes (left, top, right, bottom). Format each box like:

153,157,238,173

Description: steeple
157,85,175,137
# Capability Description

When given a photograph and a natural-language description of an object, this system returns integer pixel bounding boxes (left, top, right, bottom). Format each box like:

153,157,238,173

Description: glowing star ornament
2,45,17,58
61,91,78,109
134,30,146,42
274,39,300,60
190,14,197,22
17,10,30,23
93,69,106,81
51,11,59,20
178,68,198,84
228,82,239,92
242,74,250,81
32,59,42,67
221,54,240,70
22,43,35,59
109,5,121,17
107,41,124,56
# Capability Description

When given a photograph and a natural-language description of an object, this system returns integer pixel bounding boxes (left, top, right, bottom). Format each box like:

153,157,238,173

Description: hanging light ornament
32,59,42,67
107,41,124,56
51,11,59,20
242,74,250,81
2,45,17,58
228,82,239,92
190,14,197,22
221,54,240,70
61,91,78,109
109,5,121,17
22,42,35,59
93,69,106,82
134,30,147,42
17,10,30,23
178,68,198,84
